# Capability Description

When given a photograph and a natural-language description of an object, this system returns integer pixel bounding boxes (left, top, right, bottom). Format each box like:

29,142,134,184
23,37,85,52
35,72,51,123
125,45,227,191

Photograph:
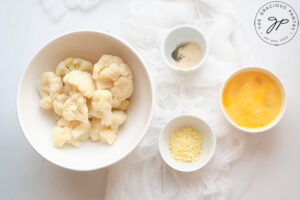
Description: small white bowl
17,31,154,171
161,24,209,73
220,67,287,133
159,115,216,172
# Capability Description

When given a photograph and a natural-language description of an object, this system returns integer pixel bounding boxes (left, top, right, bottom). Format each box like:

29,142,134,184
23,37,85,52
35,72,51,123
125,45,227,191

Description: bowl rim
159,114,216,172
161,24,209,73
219,66,287,133
16,30,155,171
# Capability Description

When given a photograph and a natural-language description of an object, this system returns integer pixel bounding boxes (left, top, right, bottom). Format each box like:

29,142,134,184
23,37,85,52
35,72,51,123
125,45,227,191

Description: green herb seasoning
171,42,188,62
171,41,203,69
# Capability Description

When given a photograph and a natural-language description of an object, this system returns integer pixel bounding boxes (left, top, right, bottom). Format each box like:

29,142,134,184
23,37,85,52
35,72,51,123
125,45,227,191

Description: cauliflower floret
89,117,105,141
93,55,126,89
111,76,133,107
57,118,90,141
99,129,117,145
51,126,76,148
56,57,93,77
63,70,95,98
89,117,117,145
115,100,130,111
95,63,120,89
63,93,89,123
53,94,68,116
51,118,90,148
93,55,133,107
37,72,63,110
90,90,113,126
93,55,123,85
110,110,127,131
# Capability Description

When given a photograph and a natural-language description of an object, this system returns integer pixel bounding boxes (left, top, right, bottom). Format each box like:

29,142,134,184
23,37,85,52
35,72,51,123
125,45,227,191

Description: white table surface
1,0,299,199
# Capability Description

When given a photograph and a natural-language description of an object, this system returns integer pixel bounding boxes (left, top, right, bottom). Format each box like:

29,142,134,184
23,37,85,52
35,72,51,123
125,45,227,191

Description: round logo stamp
254,1,299,46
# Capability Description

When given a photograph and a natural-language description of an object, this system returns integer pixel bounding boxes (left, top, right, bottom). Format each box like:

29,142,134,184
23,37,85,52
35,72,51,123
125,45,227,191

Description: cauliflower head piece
51,118,90,148
111,76,133,107
99,129,117,145
51,126,76,148
57,118,90,141
63,93,89,123
53,94,68,116
56,57,93,78
110,110,127,131
92,54,133,107
37,72,63,110
115,100,130,111
89,117,105,141
89,110,126,145
93,54,123,85
63,70,95,98
90,90,113,126
89,117,117,145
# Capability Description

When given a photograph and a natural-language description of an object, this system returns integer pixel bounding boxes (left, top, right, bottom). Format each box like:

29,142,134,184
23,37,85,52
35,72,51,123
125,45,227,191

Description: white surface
231,0,300,199
40,0,102,20
0,0,299,199
17,31,154,171
159,115,216,172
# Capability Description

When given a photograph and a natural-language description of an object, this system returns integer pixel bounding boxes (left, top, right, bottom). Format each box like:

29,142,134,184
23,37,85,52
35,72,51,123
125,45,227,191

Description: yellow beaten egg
222,70,282,129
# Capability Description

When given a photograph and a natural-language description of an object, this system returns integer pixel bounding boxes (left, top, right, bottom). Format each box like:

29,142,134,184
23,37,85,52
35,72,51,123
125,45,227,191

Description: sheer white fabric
105,0,246,199
40,0,101,20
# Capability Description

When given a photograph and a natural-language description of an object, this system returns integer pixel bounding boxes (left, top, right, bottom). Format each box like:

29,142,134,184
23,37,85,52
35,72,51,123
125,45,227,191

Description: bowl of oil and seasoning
161,25,209,72
159,115,216,172
221,67,287,133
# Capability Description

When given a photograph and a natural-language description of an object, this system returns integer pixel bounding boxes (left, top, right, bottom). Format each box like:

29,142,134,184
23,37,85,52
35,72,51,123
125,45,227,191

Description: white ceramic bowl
159,115,216,172
161,24,209,73
17,31,154,171
220,67,287,133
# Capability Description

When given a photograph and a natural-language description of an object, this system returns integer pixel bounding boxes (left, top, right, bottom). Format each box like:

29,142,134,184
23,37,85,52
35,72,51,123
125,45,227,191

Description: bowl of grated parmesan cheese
159,115,216,172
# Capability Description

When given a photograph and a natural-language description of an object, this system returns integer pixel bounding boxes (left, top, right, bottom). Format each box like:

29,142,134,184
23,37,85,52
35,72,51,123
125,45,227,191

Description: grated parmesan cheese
169,126,203,162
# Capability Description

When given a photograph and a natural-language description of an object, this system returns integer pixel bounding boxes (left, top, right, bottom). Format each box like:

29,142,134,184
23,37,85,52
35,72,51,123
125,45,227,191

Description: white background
0,0,299,199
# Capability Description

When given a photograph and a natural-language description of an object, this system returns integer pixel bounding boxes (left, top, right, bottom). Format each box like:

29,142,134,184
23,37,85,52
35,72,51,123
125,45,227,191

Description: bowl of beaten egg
17,31,154,171
221,67,286,133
